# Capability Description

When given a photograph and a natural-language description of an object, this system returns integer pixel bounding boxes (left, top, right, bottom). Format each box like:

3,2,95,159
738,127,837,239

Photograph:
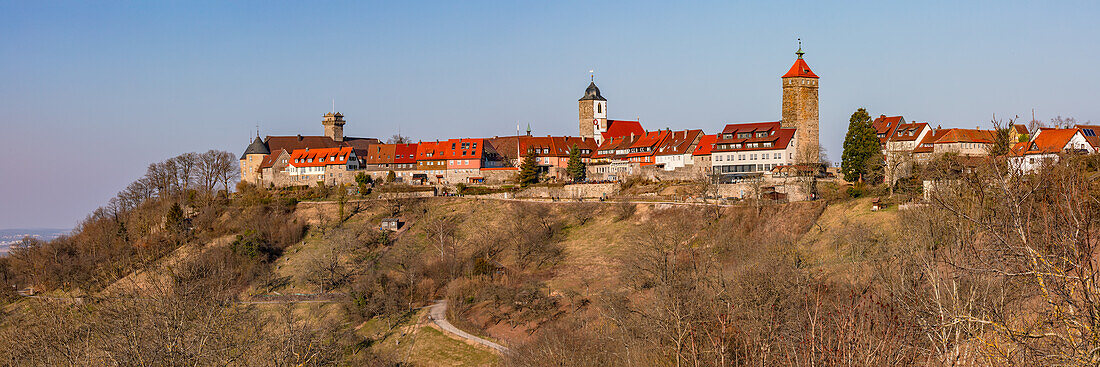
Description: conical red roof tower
782,46,818,78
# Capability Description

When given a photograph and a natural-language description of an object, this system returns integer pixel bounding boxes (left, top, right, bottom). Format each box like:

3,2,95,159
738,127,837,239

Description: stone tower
579,82,607,142
239,136,270,184
781,44,820,164
322,112,346,142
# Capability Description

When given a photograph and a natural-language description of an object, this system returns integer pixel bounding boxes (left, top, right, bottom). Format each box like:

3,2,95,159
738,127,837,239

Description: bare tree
387,134,413,144
303,248,346,293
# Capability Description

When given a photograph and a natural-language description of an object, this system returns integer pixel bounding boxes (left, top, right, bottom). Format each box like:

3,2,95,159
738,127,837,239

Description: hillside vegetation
3,152,1099,366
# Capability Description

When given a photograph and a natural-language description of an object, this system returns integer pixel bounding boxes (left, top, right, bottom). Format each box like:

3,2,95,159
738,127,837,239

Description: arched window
597,103,602,114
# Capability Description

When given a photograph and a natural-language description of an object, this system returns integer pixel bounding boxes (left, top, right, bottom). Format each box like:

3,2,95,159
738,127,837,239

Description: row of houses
240,49,825,187
240,114,811,187
875,114,1100,182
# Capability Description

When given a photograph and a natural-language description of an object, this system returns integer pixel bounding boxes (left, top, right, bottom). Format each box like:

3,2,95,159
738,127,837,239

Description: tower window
597,103,602,114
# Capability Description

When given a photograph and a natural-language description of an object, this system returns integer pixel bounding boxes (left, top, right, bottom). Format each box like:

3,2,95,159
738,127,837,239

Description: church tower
781,42,820,164
579,81,607,142
322,112,346,142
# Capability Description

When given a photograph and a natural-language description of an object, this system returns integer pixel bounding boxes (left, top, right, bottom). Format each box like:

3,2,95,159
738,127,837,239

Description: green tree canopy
518,149,539,186
355,172,373,186
840,108,881,182
566,144,586,182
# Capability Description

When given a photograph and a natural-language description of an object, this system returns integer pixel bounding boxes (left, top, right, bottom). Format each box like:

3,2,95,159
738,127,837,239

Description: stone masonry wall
782,77,820,164
579,101,594,139
516,183,619,199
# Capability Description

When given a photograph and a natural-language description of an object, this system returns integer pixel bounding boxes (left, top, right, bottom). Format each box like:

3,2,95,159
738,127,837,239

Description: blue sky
2,0,1098,229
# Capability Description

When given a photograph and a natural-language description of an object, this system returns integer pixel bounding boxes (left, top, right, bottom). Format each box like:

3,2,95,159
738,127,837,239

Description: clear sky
2,0,1098,229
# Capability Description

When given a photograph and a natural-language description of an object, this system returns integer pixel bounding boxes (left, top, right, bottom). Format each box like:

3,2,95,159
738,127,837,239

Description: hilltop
6,151,1096,366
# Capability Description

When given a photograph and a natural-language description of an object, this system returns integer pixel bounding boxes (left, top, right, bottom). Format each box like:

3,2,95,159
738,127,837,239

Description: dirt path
428,300,510,354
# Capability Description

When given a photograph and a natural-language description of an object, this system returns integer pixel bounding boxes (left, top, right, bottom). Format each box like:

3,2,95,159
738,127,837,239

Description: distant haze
0,228,69,255
2,1,1097,229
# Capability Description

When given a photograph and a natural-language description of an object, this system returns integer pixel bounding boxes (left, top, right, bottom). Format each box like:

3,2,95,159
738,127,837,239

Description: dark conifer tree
566,144,586,182
841,108,880,182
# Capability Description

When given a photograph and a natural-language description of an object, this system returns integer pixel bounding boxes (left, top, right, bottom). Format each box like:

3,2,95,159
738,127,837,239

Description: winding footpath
428,300,510,354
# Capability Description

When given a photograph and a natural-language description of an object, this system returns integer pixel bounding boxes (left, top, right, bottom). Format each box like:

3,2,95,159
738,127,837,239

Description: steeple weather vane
796,38,804,59
589,69,594,82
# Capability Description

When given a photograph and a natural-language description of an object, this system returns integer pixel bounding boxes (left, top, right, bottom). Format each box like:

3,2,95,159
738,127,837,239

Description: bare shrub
614,201,636,221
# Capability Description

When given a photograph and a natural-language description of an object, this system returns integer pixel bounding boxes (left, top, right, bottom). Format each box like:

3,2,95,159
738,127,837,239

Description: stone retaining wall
515,183,619,199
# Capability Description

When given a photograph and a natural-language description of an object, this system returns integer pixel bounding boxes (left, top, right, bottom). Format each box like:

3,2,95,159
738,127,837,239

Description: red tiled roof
601,120,645,141
486,136,598,163
692,134,717,156
288,147,354,168
1012,125,1029,135
438,138,486,160
872,115,905,145
259,151,285,169
655,129,703,156
872,115,904,133
628,130,668,149
913,129,951,153
1014,128,1083,155
721,121,782,135
593,134,640,159
935,129,995,144
626,131,669,158
886,123,929,142
416,141,447,161
713,128,796,152
714,122,795,152
394,143,418,164
782,58,818,78
1075,125,1100,149
266,135,341,154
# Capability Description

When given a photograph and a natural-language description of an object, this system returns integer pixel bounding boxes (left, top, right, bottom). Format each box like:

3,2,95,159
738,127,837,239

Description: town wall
515,183,619,199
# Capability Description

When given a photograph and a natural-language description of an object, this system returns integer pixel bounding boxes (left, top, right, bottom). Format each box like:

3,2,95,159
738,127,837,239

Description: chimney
297,134,303,141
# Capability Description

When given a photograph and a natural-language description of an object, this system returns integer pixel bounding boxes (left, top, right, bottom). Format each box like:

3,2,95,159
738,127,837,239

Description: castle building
322,112,346,142
238,113,379,187
780,45,820,164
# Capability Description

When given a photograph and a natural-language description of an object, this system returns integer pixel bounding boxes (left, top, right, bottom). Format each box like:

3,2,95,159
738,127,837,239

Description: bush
614,201,636,221
355,172,373,186
846,184,869,198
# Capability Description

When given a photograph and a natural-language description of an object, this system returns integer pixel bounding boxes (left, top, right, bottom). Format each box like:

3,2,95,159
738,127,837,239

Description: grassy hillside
1,191,898,366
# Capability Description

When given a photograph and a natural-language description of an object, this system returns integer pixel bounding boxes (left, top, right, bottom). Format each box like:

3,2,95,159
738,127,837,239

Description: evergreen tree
566,144,586,182
518,149,539,186
165,202,185,234
840,108,880,182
